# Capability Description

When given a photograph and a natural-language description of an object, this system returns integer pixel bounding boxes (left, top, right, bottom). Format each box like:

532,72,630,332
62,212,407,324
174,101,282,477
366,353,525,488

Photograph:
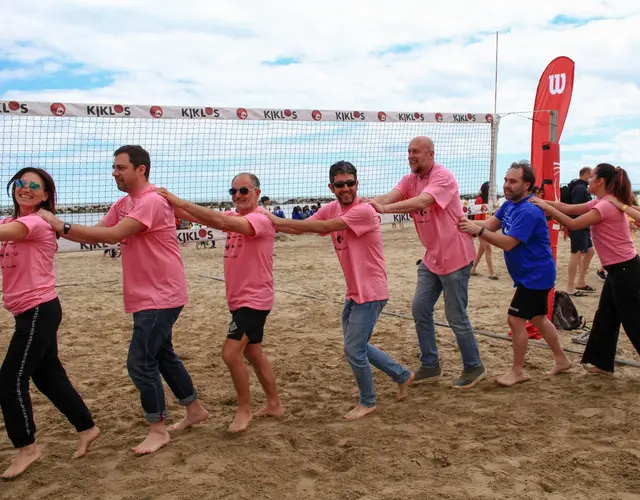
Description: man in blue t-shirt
458,160,573,387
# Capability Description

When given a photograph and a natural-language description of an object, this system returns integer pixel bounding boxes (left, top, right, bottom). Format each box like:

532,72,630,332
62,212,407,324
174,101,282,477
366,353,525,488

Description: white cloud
1,0,640,188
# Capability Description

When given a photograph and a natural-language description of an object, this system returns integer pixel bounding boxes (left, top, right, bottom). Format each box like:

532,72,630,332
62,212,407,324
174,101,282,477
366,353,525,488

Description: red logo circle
150,106,163,118
377,111,386,122
237,108,248,119
284,109,292,117
205,107,214,116
435,113,443,122
413,112,420,119
467,113,473,120
50,103,66,116
8,101,20,111
312,110,322,121
485,114,493,123
114,104,124,113
198,228,207,238
354,111,361,118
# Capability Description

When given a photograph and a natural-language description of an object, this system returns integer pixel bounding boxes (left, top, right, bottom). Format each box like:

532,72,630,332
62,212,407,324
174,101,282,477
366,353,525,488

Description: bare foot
548,359,573,376
254,405,284,418
131,429,170,455
227,409,252,433
344,404,376,421
1,444,42,479
397,372,415,401
582,363,614,376
168,408,210,431
73,426,101,459
495,370,531,387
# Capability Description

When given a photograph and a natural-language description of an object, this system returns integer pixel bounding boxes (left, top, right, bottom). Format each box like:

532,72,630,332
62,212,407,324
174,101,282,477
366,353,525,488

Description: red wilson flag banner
531,56,575,185
522,57,575,339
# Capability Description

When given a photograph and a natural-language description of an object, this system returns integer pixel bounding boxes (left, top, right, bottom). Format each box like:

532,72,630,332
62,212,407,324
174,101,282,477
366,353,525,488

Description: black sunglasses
229,187,251,196
332,179,357,189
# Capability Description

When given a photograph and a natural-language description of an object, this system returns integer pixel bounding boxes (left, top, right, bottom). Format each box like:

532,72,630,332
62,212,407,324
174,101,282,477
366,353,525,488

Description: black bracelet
478,227,485,237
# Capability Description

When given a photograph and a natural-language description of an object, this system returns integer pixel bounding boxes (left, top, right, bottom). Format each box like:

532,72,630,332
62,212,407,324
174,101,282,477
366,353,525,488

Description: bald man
368,136,486,389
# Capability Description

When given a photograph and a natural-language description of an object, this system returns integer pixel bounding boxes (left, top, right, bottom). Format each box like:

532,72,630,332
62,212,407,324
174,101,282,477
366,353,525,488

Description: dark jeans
582,256,640,372
128,306,198,423
0,298,95,448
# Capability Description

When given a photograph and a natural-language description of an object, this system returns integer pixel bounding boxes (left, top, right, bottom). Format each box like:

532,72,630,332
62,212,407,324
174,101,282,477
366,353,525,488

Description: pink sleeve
126,194,162,229
309,205,331,221
16,215,53,241
393,174,412,199
245,212,275,238
422,169,455,209
591,199,616,219
101,203,119,227
340,204,378,237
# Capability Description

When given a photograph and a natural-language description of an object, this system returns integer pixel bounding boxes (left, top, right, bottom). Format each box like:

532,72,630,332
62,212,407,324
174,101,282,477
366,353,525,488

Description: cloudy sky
1,0,639,203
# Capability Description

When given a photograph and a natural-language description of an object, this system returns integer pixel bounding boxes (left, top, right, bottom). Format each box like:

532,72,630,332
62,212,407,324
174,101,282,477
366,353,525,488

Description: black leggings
582,255,640,372
0,298,95,448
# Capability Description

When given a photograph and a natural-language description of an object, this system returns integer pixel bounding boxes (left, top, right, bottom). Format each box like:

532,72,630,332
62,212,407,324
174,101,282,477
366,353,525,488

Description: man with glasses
367,136,486,389
264,161,414,421
38,145,209,455
156,173,283,433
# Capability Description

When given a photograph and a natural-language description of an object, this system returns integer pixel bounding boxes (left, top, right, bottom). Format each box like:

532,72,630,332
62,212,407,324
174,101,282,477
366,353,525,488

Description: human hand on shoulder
528,196,548,211
604,195,625,211
367,200,385,214
37,209,64,232
156,187,186,208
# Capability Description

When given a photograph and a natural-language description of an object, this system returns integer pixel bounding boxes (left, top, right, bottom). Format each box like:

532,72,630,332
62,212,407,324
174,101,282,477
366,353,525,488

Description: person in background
470,182,498,280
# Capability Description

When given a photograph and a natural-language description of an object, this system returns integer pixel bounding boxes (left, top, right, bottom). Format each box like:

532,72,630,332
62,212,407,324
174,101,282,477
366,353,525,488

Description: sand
1,226,639,500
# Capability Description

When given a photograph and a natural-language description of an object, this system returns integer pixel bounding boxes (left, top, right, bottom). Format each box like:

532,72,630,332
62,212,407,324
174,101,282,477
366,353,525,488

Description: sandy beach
1,225,639,500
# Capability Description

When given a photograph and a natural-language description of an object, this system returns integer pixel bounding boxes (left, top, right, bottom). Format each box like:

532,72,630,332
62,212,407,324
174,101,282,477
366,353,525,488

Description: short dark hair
579,166,592,177
509,160,536,192
329,161,357,183
114,145,151,179
232,172,260,188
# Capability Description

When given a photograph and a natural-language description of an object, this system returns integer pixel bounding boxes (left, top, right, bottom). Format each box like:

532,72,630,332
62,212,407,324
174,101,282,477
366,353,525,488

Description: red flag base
508,288,555,340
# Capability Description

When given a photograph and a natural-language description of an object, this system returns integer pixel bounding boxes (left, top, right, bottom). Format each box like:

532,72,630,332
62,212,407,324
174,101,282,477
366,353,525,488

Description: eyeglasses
14,179,41,191
332,180,357,188
229,187,251,196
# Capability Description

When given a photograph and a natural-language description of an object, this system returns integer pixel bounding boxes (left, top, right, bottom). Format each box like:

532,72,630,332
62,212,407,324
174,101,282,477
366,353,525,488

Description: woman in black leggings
0,168,99,479
531,163,640,374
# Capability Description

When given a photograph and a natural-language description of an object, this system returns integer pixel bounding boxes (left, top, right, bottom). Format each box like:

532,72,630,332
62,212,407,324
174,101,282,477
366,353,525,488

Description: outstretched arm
458,217,519,251
529,197,601,230
367,189,404,206
606,195,640,222
157,188,254,236
0,221,29,241
264,211,348,234
369,193,434,215
39,210,145,244
541,199,591,216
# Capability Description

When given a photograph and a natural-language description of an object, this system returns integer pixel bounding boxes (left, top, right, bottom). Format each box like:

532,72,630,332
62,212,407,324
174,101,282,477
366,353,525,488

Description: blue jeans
342,299,412,407
412,262,482,370
127,306,198,423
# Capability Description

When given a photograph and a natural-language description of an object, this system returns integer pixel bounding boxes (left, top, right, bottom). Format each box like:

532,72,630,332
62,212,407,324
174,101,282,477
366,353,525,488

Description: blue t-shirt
494,195,556,290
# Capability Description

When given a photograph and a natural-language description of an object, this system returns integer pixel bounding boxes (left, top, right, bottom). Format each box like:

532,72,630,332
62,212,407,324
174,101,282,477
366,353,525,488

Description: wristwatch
63,222,71,234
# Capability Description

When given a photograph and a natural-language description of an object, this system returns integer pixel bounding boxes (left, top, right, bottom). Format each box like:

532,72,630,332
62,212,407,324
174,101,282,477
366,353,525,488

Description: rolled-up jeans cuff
145,409,169,423
178,390,198,406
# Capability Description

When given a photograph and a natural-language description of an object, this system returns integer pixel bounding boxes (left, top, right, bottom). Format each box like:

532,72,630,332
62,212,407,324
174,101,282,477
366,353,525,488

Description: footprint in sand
297,468,320,494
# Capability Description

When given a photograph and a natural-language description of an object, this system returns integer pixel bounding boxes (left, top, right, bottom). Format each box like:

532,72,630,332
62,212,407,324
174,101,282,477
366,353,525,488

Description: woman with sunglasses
530,163,640,374
0,168,99,479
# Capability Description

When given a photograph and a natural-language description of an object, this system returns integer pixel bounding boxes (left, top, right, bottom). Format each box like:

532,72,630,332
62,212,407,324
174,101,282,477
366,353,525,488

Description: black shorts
569,229,593,253
508,285,551,320
227,307,271,344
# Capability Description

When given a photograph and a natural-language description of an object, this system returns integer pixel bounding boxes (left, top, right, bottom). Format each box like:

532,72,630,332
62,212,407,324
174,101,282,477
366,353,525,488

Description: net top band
0,100,499,124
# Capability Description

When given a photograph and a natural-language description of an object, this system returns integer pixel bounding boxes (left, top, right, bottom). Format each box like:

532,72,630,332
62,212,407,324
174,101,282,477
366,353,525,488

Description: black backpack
552,291,585,330
560,184,572,204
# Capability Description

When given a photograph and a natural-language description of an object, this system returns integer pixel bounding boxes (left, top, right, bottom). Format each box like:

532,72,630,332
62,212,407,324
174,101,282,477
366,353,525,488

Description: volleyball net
0,100,500,252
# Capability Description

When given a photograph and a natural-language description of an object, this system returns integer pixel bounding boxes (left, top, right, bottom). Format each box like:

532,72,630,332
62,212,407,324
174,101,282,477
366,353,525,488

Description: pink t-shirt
311,199,388,304
1,215,58,315
394,164,476,275
223,209,275,311
587,199,637,266
102,184,188,313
